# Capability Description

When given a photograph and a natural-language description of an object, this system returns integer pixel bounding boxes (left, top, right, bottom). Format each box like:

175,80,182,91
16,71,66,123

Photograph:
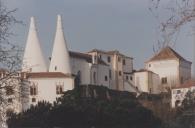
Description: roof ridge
147,46,189,62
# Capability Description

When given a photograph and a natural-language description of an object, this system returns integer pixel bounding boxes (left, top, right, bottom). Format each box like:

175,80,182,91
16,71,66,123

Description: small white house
171,80,195,108
134,69,161,94
146,46,191,90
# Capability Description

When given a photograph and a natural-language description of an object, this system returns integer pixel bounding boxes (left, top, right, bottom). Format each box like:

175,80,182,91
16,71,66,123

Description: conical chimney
49,15,71,74
22,17,47,72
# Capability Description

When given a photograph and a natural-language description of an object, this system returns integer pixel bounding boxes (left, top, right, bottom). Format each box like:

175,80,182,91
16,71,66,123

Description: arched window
30,83,38,96
56,82,64,95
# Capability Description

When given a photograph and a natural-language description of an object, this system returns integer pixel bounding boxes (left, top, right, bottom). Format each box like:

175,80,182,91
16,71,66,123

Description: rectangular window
105,76,108,81
126,76,129,80
118,57,121,62
161,77,167,84
109,70,112,79
107,56,111,63
32,98,36,102
119,71,122,76
123,59,126,65
130,76,133,81
56,85,64,95
30,86,37,95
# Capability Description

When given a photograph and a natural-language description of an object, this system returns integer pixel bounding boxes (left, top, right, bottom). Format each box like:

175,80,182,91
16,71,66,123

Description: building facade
20,15,136,110
134,69,161,94
171,80,195,108
88,49,134,91
145,47,191,90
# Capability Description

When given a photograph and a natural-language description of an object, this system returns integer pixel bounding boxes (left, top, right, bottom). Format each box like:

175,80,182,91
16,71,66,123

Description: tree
0,1,23,127
7,85,162,128
149,0,195,52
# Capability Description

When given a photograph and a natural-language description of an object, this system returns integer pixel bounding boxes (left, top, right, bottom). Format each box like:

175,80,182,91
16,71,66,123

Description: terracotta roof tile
24,72,74,78
69,51,108,66
88,49,133,59
135,69,157,74
173,79,195,89
147,46,191,63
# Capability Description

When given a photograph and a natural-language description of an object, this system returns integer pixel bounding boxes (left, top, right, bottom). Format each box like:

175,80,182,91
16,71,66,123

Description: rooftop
135,69,157,75
24,72,74,78
69,51,108,66
173,79,195,89
147,46,191,63
88,49,133,59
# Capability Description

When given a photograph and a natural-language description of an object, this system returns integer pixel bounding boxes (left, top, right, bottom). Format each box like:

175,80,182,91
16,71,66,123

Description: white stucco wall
146,59,180,88
134,71,160,94
70,57,91,85
23,77,74,110
97,65,110,87
134,72,148,92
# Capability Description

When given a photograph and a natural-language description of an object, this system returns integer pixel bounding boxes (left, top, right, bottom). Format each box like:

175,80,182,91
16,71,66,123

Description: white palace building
5,15,191,113
20,15,138,111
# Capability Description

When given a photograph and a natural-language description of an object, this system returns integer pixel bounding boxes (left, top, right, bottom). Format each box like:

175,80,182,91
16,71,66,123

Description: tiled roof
147,46,191,63
135,69,157,74
24,72,74,78
69,51,108,66
173,79,195,89
88,49,133,59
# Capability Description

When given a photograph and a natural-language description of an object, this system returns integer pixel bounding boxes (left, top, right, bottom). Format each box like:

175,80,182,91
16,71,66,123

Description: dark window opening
109,70,112,79
105,76,108,81
123,59,126,65
75,71,81,87
55,66,57,71
130,76,133,80
126,76,129,80
32,98,36,102
161,77,167,84
56,85,64,94
119,71,122,76
107,56,111,63
118,57,121,62
30,85,37,96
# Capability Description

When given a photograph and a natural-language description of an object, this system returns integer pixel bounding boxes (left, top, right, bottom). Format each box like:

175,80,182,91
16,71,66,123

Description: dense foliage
7,85,161,128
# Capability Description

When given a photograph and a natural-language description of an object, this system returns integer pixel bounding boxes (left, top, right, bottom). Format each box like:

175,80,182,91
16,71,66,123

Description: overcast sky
4,0,194,69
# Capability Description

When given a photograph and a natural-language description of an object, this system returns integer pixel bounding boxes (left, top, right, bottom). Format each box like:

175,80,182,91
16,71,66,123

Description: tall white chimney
22,17,47,72
49,15,71,74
